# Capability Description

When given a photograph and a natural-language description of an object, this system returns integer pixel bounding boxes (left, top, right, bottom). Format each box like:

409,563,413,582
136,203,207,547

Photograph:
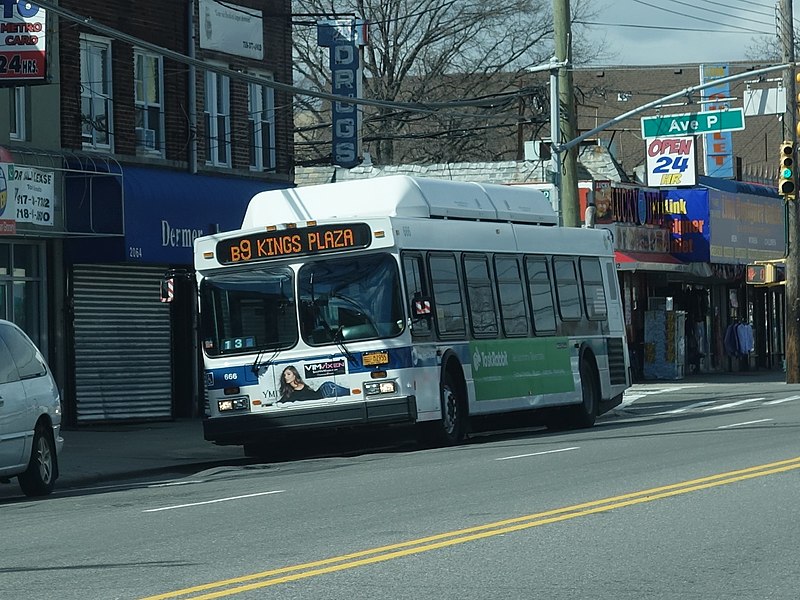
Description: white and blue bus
194,176,630,455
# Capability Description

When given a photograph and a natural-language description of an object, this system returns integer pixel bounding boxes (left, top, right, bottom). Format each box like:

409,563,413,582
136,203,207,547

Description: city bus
194,175,630,455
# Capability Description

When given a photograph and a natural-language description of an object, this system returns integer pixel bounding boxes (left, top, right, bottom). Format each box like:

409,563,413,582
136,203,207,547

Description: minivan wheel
18,425,56,497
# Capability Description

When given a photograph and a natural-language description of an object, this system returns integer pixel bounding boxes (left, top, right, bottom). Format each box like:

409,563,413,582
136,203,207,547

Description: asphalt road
3,379,799,600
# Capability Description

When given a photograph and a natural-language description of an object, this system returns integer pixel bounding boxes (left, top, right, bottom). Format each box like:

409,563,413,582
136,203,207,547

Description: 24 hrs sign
0,0,46,82
645,137,697,188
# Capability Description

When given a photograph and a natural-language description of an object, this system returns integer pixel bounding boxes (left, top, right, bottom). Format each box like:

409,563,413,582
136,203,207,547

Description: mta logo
472,349,482,371
1,1,40,19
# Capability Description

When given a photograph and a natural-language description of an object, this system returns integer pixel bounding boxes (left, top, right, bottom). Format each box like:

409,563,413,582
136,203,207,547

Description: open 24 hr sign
645,136,697,188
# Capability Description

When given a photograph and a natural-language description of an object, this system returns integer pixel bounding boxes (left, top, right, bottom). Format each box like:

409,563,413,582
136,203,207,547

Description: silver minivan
0,319,63,496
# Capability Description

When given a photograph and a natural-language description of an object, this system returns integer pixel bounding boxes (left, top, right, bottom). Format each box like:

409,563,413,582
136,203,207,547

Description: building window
80,35,113,149
248,76,276,171
9,87,26,141
0,241,45,349
204,70,231,166
134,50,164,154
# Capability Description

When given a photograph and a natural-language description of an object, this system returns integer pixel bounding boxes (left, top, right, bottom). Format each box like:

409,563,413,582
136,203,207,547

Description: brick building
0,0,294,423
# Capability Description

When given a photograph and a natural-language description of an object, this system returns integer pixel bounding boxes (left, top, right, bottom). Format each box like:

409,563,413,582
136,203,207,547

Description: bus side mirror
411,295,433,317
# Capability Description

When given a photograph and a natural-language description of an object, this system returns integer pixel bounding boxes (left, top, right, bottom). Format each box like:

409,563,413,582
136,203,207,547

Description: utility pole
780,0,800,382
553,0,579,227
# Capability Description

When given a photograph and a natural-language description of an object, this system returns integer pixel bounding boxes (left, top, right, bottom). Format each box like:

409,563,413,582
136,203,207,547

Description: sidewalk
630,367,788,387
24,367,796,493
56,419,245,489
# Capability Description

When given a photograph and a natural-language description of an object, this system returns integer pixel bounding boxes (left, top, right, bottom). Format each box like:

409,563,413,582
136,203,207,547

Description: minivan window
0,336,19,383
0,323,46,379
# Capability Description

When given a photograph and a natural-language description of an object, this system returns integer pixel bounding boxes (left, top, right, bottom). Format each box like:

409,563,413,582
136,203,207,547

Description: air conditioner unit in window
135,127,156,150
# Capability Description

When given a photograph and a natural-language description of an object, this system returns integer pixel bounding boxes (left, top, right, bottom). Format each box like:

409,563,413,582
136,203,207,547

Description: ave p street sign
641,108,745,138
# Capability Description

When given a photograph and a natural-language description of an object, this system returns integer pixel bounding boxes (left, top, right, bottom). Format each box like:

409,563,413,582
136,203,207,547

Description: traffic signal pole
553,0,579,228
780,0,800,382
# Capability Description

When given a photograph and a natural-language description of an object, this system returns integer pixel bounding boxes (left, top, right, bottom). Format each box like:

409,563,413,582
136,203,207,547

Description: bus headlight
363,381,397,396
218,396,250,412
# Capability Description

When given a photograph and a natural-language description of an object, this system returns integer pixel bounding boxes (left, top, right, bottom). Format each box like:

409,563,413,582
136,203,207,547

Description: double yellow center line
141,456,800,600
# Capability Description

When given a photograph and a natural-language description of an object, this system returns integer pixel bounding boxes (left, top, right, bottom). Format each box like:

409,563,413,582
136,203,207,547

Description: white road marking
717,419,773,429
656,401,716,415
144,490,285,512
495,447,579,461
764,395,800,405
619,385,702,409
147,480,205,488
703,398,764,411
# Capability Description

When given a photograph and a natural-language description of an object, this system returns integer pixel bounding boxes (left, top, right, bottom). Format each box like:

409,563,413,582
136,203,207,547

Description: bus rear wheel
569,358,598,428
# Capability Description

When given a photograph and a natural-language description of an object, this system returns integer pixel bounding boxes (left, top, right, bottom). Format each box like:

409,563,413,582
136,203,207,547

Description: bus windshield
299,253,405,345
200,267,297,356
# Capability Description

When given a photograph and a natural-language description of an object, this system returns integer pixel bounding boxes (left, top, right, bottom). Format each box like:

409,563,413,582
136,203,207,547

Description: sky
580,0,794,67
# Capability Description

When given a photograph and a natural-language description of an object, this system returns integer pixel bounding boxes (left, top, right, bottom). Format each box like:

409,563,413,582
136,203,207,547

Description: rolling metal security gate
72,264,172,422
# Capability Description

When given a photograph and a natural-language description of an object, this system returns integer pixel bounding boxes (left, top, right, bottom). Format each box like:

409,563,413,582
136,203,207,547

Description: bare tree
745,35,783,62
293,0,603,166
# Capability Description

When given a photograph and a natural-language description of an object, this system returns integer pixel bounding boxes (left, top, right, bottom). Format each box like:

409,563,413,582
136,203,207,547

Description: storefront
662,177,785,374
0,148,68,394
63,163,289,424
585,178,784,380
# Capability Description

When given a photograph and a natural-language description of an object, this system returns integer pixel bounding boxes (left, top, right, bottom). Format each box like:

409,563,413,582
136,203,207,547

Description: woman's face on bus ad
283,368,298,385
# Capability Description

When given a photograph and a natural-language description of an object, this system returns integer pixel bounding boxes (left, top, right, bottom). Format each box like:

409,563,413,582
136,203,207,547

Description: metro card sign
0,0,46,83
645,137,697,188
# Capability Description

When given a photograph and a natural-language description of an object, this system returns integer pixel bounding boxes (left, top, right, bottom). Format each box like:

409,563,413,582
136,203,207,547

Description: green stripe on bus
470,338,575,400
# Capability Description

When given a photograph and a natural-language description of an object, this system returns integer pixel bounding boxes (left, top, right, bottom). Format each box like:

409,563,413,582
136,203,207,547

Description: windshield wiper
251,348,279,376
307,274,359,366
333,327,359,366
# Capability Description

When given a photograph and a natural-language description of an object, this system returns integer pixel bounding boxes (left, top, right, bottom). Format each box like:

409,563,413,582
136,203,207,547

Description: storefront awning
66,165,290,265
615,251,689,272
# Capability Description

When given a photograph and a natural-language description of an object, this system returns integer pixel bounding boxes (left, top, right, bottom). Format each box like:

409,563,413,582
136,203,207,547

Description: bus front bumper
203,395,418,445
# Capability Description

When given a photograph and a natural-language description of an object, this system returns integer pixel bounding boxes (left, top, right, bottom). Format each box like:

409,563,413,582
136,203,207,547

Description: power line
575,21,769,34
35,0,547,118
630,0,774,34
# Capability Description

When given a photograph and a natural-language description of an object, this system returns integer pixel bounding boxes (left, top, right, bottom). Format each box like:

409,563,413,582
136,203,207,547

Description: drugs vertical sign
0,1,47,83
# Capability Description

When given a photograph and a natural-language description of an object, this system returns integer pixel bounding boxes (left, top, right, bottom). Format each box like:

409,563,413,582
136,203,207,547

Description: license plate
362,351,389,366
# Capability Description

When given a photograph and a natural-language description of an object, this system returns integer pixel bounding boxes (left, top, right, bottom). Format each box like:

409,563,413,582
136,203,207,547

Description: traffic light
778,141,795,197
746,264,767,285
746,263,783,285
796,72,800,138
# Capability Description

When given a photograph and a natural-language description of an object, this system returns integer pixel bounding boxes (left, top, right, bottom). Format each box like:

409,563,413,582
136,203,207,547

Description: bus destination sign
217,223,372,264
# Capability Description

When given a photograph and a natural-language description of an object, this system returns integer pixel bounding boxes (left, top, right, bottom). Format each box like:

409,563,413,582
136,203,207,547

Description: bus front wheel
418,369,467,446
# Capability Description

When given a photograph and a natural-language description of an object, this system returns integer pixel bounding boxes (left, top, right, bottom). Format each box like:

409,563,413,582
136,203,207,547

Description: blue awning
66,166,291,265
698,176,779,198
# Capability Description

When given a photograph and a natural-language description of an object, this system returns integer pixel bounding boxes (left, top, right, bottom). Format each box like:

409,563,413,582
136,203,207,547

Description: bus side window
402,253,432,337
524,256,557,335
494,255,528,337
463,254,498,338
428,253,466,338
579,257,608,320
553,257,582,321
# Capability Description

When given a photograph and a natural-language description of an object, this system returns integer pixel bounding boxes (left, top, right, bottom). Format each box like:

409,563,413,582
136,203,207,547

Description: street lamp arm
557,63,792,153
